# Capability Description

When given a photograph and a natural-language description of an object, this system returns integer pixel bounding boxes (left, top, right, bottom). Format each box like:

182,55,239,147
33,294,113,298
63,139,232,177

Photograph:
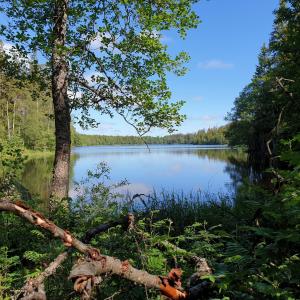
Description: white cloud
198,59,234,70
189,115,221,122
143,30,173,43
160,34,173,43
93,122,116,133
76,122,117,135
83,71,110,86
112,129,121,134
2,42,13,53
1,41,32,67
68,90,83,99
90,32,111,50
100,122,116,131
192,96,204,102
114,182,152,195
199,115,219,122
89,32,121,55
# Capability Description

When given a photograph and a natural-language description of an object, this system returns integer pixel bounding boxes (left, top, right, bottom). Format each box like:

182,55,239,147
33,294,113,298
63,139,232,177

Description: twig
17,253,68,300
266,77,294,161
82,213,134,243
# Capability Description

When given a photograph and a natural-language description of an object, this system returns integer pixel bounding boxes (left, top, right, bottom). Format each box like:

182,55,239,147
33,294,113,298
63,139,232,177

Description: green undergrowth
0,143,300,299
23,149,54,161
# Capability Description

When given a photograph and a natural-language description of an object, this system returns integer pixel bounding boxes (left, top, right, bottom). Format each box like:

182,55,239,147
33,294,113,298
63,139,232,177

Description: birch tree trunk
12,100,15,135
6,100,10,139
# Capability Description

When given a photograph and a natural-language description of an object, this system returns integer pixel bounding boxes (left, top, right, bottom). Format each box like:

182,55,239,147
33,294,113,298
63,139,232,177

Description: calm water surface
22,145,247,199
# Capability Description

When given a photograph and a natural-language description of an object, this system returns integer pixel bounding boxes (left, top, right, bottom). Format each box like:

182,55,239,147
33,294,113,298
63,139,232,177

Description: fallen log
15,252,68,300
0,198,212,299
17,213,135,299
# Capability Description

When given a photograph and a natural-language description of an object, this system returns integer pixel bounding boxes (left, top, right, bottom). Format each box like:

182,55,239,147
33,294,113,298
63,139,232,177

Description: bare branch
0,199,212,300
275,77,294,100
17,213,134,299
17,252,68,300
118,110,151,151
82,213,134,244
266,77,295,158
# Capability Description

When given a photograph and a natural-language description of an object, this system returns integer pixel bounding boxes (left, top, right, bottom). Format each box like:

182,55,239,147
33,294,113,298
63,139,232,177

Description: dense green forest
74,126,228,146
225,1,300,169
0,43,55,151
0,0,300,299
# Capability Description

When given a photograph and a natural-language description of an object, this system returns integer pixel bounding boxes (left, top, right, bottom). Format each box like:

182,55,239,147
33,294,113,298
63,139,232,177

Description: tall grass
125,190,238,233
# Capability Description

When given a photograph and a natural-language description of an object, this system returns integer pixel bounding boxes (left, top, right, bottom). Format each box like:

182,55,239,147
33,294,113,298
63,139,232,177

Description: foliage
0,0,200,137
0,137,26,197
0,247,20,300
0,46,55,151
226,0,300,169
221,4,300,295
73,125,228,146
1,154,300,299
0,43,227,150
1,1,300,299
0,137,24,178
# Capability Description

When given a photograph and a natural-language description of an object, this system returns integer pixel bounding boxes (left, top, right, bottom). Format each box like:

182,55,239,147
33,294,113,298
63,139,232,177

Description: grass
124,190,238,233
23,149,54,160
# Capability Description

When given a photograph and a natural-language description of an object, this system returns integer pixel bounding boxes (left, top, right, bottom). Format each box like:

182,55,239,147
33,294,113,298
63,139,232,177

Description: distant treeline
73,126,228,146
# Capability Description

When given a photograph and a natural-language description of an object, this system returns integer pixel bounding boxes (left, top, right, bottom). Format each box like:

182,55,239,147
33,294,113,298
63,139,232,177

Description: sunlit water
21,145,247,199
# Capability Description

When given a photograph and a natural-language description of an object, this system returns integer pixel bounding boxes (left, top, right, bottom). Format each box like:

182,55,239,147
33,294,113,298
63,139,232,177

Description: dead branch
20,287,46,300
0,199,89,252
267,77,295,157
17,213,134,299
0,199,212,299
275,77,294,100
15,252,68,300
156,240,213,290
82,213,134,243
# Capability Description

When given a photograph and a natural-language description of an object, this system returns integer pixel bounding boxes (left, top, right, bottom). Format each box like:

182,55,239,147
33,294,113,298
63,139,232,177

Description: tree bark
50,0,70,200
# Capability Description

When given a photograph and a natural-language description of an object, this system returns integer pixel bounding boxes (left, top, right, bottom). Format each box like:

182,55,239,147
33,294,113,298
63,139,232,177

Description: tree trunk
50,0,70,201
6,100,10,139
12,100,15,135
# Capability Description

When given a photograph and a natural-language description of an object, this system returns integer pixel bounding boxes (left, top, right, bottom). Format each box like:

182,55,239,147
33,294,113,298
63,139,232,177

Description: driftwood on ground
0,198,212,300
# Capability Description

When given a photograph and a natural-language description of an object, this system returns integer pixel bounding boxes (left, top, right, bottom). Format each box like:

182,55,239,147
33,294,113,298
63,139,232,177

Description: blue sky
1,1,279,136
77,0,279,136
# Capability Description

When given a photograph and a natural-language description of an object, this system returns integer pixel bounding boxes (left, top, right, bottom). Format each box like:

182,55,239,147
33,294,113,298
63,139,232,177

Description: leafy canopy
0,0,200,134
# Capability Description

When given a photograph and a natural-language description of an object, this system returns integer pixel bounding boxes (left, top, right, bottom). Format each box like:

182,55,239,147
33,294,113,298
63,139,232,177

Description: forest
74,126,228,146
0,61,227,150
0,0,300,300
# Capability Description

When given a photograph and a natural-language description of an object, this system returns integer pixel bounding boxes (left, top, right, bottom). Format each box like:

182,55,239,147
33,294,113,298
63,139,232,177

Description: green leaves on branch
0,0,200,135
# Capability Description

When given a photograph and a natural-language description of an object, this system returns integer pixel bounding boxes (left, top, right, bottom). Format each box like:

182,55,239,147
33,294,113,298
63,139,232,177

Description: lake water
21,145,247,199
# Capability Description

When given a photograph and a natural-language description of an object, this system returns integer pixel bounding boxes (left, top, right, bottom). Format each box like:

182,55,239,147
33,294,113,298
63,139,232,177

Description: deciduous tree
0,0,199,200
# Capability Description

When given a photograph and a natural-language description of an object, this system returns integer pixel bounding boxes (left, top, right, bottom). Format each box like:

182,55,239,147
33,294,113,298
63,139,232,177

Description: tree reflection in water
21,146,252,200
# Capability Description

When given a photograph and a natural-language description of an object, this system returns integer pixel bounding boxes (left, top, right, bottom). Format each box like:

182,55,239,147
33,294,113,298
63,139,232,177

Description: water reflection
21,145,248,199
21,156,53,199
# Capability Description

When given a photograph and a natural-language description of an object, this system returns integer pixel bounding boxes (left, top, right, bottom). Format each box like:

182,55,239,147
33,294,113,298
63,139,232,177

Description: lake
21,145,247,199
